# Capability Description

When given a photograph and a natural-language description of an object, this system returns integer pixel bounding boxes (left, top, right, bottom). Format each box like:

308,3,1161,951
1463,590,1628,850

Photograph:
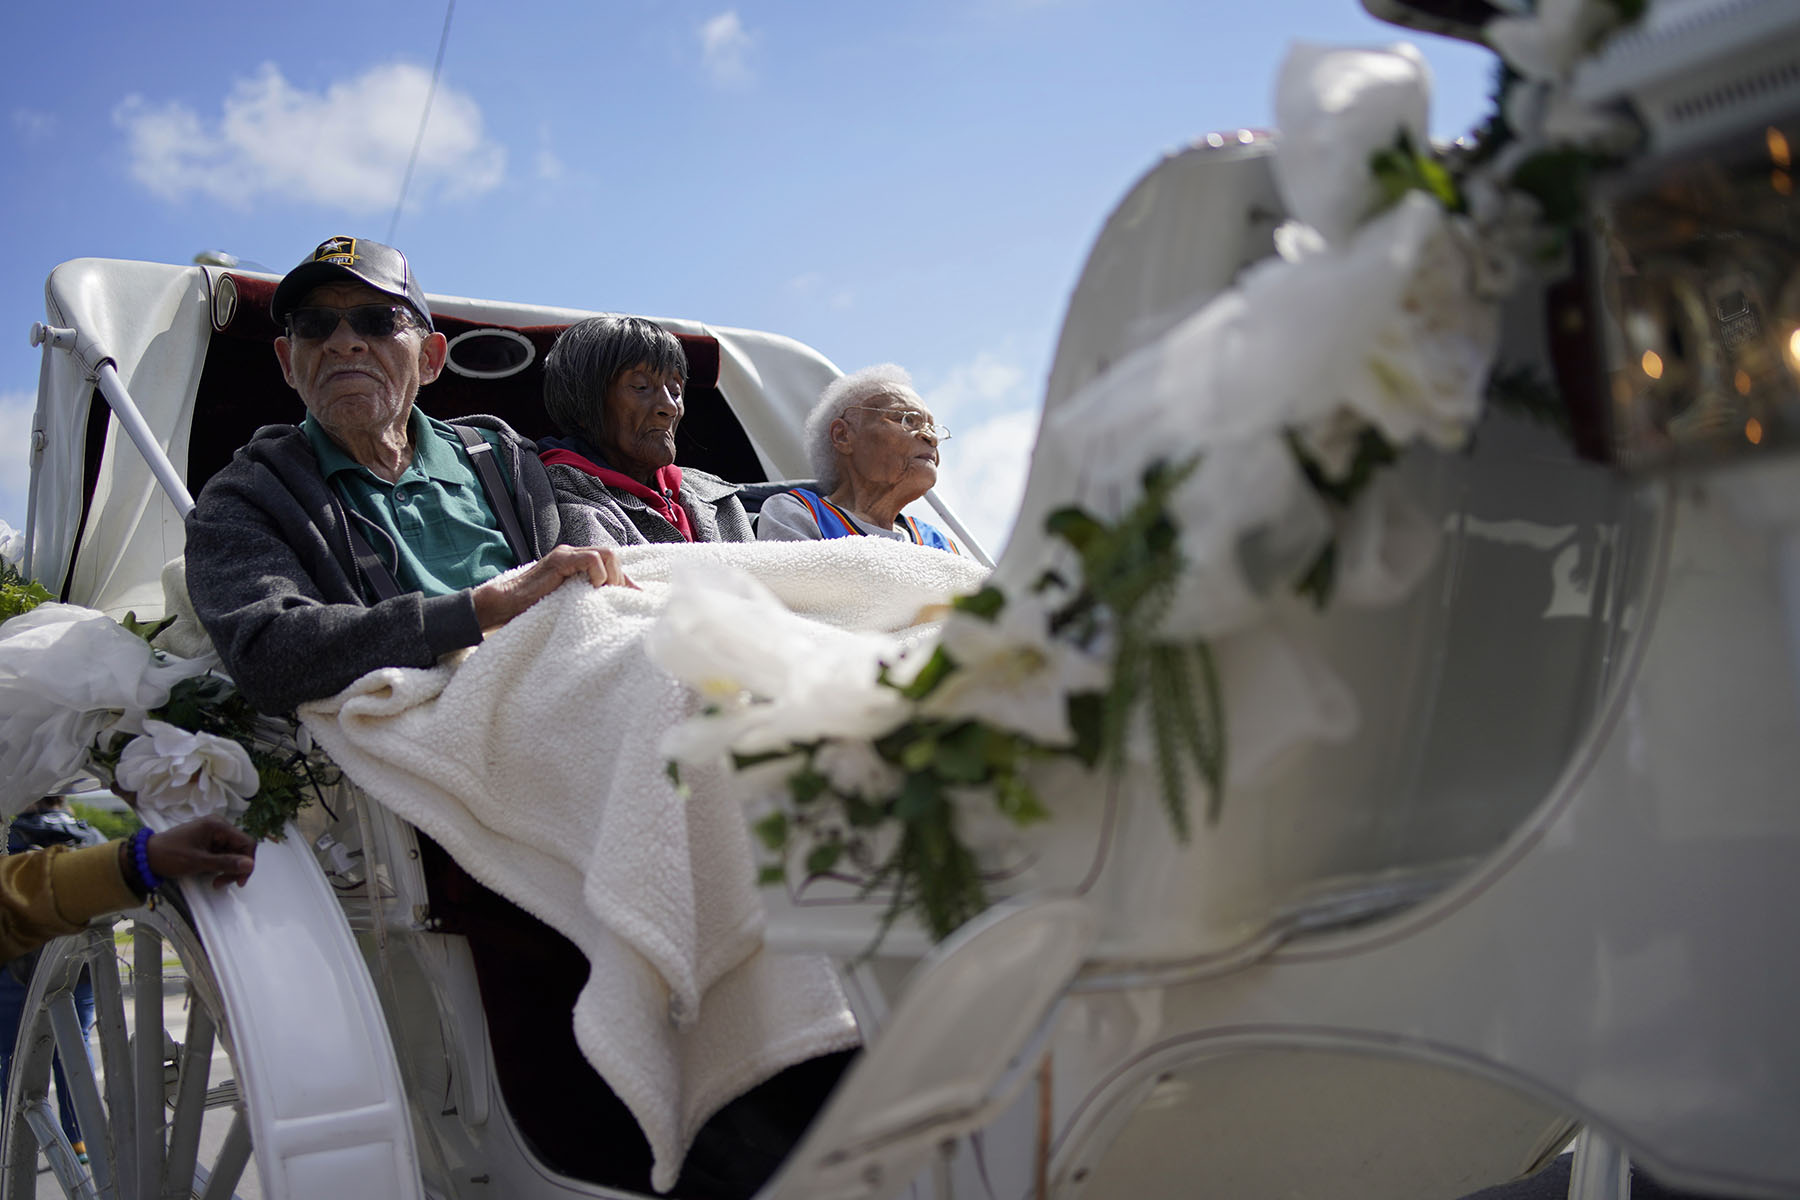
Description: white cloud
924,409,1039,559
921,350,1029,424
12,108,55,142
114,62,505,212
698,11,756,87
918,351,1042,558
0,391,36,546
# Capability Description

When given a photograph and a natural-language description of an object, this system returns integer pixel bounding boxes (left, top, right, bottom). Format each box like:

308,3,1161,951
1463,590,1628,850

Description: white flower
114,719,259,822
813,739,904,800
916,593,1109,747
0,520,23,568
651,561,911,764
1486,0,1621,83
0,604,213,816
1328,193,1501,451
1272,41,1432,247
1050,193,1497,525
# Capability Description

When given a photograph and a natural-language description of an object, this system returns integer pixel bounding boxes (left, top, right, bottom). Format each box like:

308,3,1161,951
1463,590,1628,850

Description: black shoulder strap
454,425,533,563
340,506,405,603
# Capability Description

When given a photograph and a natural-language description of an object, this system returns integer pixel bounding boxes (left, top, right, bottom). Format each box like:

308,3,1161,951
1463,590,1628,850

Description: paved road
30,976,260,1200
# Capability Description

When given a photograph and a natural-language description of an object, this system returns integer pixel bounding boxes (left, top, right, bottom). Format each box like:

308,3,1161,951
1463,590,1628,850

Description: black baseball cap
270,235,434,330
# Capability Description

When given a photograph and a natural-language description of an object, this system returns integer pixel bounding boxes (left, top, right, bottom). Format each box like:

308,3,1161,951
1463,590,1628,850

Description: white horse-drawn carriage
7,1,1800,1197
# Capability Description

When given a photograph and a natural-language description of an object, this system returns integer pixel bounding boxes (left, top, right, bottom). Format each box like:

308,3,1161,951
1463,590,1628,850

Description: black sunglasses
286,304,415,341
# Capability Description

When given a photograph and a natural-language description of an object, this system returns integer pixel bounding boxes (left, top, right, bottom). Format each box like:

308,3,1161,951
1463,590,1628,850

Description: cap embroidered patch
313,235,359,266
273,234,432,329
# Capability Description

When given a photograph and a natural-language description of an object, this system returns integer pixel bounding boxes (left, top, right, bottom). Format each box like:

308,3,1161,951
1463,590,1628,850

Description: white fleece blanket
298,537,988,1191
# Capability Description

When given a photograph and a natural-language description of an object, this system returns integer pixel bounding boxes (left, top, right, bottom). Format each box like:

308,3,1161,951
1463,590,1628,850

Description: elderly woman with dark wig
756,364,960,553
538,315,753,544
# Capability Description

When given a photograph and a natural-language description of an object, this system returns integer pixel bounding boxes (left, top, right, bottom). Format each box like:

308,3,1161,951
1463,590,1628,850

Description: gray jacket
545,461,753,546
186,415,605,715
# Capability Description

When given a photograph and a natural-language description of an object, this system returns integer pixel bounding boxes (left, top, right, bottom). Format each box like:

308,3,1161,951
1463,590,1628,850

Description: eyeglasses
286,304,416,341
847,406,951,442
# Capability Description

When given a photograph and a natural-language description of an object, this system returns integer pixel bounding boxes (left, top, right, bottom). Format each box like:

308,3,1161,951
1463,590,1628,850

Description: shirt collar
302,408,471,485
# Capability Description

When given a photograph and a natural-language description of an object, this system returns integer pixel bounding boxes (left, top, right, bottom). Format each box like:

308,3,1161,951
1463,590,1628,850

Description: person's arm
0,843,136,960
0,818,256,961
755,492,825,542
186,465,483,714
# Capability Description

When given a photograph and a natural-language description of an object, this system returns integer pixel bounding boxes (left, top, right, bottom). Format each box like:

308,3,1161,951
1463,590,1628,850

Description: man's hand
471,545,634,632
145,816,257,889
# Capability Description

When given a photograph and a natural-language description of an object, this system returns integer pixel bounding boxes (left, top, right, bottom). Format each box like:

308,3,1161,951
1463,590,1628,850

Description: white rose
114,719,259,823
1331,194,1501,451
1272,41,1432,247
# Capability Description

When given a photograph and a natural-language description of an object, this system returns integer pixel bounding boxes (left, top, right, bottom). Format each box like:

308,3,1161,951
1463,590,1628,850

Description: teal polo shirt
304,408,519,598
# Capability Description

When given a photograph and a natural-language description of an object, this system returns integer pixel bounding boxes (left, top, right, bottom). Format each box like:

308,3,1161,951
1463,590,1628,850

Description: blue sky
1,0,1499,559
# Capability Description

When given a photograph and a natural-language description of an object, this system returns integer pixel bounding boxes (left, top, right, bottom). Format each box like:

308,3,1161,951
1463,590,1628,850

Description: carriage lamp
1569,111,1800,468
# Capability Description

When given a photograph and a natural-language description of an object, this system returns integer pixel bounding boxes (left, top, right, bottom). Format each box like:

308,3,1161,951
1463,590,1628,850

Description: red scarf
539,448,693,541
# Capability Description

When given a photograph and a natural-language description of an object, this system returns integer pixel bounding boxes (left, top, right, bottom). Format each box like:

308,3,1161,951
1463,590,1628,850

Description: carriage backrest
189,274,767,497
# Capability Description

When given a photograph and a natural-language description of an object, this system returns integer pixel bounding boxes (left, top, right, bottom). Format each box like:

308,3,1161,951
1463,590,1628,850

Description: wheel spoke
51,979,115,1199
196,1107,250,1200
161,997,214,1198
133,926,166,1193
21,1094,98,1199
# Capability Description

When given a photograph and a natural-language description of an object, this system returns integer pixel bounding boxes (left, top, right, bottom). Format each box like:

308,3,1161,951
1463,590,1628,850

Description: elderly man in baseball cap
185,235,629,716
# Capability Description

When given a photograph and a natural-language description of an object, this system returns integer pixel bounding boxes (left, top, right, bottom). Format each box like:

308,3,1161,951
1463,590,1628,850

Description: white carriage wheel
2,899,256,1200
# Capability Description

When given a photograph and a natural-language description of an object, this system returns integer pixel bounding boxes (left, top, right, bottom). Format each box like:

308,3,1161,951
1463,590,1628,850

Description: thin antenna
387,0,456,242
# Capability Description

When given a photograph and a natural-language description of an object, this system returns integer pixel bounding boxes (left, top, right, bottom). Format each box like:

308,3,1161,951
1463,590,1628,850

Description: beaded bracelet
129,827,164,894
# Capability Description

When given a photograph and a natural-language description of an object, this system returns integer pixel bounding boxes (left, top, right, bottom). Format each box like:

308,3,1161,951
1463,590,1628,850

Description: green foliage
894,646,955,700
1146,641,1227,832
1042,455,1226,839
118,610,176,643
752,810,789,852
950,586,1006,621
740,451,1237,943
71,801,141,841
1370,131,1464,216
0,561,53,623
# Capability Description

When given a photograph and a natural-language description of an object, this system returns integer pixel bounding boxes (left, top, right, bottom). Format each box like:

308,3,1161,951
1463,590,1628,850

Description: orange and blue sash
787,487,960,554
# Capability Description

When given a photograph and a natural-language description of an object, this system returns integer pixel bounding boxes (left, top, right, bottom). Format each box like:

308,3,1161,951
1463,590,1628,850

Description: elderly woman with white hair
756,364,961,553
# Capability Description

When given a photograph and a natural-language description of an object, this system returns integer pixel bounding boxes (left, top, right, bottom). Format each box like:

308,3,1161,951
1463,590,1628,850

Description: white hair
802,363,923,490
